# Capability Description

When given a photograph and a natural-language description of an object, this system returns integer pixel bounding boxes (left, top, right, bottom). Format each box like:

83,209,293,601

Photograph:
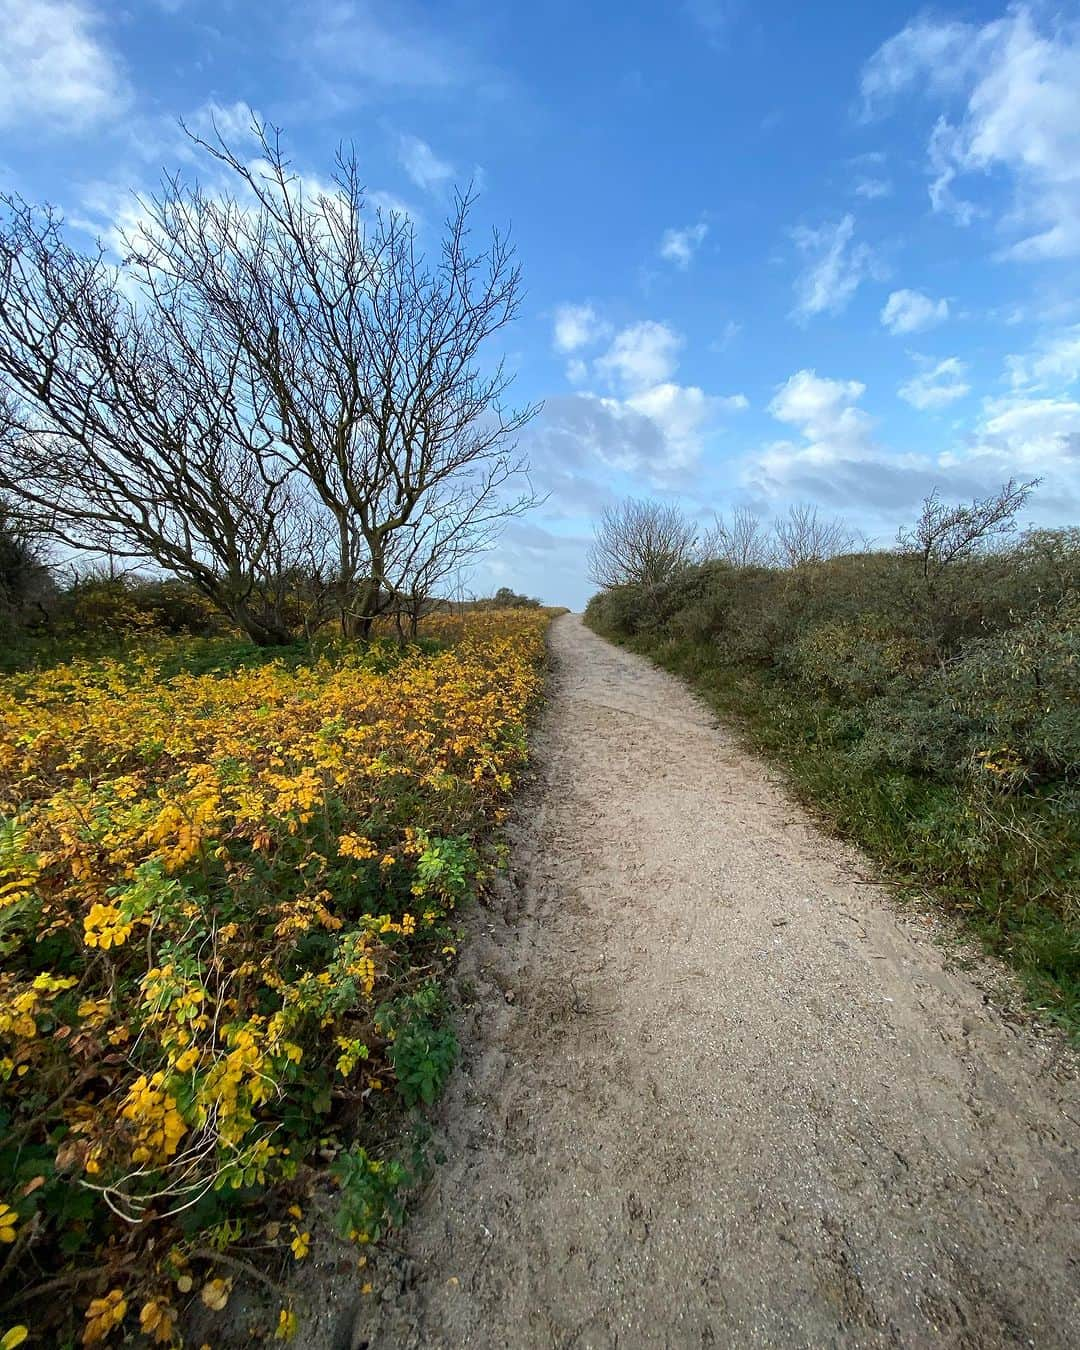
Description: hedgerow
0,610,550,1345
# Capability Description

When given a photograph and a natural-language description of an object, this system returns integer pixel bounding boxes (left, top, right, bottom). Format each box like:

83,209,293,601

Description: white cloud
898,357,970,410
623,384,716,467
880,288,949,335
552,303,609,355
534,392,683,479
398,134,454,191
659,221,708,269
565,358,589,385
625,383,747,464
73,131,397,263
974,395,1080,468
863,7,1080,259
595,320,683,391
854,176,893,200
0,0,129,131
182,101,261,147
538,383,744,483
1007,325,1080,390
768,370,874,455
542,315,747,482
926,116,980,225
744,368,1080,524
69,181,154,258
790,214,881,321
366,188,422,222
860,16,975,109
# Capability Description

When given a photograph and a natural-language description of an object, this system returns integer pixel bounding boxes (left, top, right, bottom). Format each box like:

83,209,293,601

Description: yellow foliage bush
0,609,549,1342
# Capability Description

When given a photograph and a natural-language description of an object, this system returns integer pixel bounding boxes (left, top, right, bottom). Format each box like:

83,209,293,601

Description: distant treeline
584,486,1079,1031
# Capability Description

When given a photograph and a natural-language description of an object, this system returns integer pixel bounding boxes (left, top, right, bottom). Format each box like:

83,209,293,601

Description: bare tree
0,198,329,644
703,505,773,567
129,118,539,636
587,497,698,590
381,486,506,637
898,479,1038,583
773,503,855,569
0,120,537,642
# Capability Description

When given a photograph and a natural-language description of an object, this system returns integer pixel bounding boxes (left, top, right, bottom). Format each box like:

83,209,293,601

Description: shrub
0,609,550,1341
492,587,542,609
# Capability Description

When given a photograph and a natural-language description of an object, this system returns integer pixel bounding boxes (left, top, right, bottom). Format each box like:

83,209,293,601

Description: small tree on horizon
587,497,698,591
898,478,1039,583
702,504,774,568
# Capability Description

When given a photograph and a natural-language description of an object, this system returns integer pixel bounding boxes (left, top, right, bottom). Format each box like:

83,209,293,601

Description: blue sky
3,0,1080,606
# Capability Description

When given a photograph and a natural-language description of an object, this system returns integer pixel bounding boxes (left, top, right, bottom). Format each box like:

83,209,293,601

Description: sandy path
352,613,1079,1349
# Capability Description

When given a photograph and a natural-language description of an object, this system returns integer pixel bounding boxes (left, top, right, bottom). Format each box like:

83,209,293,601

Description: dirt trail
349,613,1079,1349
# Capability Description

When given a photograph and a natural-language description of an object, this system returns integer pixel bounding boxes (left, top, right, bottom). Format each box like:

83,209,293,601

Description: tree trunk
230,601,295,647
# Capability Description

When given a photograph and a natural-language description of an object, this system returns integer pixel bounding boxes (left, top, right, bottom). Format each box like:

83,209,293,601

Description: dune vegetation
586,493,1079,1031
0,606,550,1344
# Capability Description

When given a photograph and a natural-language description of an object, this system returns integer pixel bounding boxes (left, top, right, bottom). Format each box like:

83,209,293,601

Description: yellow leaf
275,1308,298,1341
201,1277,232,1311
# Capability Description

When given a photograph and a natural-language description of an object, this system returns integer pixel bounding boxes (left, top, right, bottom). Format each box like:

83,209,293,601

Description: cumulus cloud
768,369,875,454
552,303,609,355
624,383,747,466
531,392,677,478
898,357,970,410
0,0,129,131
1007,325,1080,391
754,370,960,509
744,367,1080,525
398,134,454,191
790,215,881,321
973,395,1080,468
659,221,708,268
594,320,683,391
862,6,1080,260
541,313,748,484
535,386,741,482
73,123,391,263
880,288,949,335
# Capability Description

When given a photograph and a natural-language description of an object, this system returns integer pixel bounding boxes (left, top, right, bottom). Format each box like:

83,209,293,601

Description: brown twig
5,1254,139,1307
189,1246,290,1296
